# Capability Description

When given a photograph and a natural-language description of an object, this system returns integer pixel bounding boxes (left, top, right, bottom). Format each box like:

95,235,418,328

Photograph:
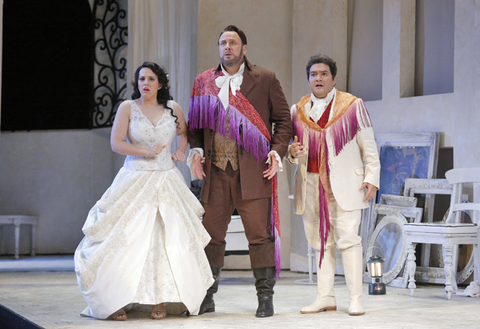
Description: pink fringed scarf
189,67,282,277
293,90,372,268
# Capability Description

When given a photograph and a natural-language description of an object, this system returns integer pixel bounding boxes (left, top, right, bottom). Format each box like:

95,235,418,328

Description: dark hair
218,25,247,46
306,54,337,79
131,62,179,128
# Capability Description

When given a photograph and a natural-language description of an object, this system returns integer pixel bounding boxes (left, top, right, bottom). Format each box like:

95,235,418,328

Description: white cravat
215,62,245,110
309,88,336,123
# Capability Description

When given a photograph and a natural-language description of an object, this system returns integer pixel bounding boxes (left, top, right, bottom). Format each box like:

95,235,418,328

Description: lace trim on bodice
124,100,177,171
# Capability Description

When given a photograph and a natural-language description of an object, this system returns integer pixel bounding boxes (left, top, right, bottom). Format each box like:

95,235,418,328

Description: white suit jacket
288,92,380,214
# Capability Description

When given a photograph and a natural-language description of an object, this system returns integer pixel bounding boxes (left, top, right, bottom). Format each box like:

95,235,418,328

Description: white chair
224,215,249,256
0,215,38,259
404,167,480,300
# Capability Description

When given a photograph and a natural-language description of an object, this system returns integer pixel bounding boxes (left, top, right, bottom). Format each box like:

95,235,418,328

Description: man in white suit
287,54,380,316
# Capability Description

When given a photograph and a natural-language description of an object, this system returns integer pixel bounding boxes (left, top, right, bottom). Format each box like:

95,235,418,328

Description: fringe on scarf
190,92,282,276
317,167,330,268
330,99,372,157
316,131,330,268
271,176,282,277
189,94,271,162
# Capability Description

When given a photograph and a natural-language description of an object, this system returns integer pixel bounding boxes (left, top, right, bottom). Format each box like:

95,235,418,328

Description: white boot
300,248,337,313
341,246,365,316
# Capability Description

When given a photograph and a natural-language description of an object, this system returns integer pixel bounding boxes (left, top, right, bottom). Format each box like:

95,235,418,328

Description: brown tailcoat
188,59,292,202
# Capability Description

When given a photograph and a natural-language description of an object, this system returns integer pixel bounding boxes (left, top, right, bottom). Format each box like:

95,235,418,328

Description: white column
400,0,415,98
292,0,348,101
382,0,401,100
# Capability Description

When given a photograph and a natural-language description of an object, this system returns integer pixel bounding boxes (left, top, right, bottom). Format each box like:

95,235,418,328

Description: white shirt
215,63,245,110
309,88,336,123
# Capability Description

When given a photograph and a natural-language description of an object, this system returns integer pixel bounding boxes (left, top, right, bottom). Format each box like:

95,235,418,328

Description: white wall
420,0,455,96
367,0,480,169
197,0,293,104
0,129,123,255
348,0,383,101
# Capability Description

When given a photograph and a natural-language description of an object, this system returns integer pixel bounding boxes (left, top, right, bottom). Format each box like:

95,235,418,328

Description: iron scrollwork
91,0,128,128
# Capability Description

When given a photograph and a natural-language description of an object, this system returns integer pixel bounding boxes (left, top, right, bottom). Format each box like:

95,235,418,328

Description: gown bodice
124,100,177,171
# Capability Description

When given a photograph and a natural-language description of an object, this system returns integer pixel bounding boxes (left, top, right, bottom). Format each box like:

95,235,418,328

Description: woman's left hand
172,150,186,162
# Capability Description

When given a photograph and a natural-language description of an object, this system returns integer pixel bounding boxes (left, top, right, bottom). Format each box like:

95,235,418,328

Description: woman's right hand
148,143,166,156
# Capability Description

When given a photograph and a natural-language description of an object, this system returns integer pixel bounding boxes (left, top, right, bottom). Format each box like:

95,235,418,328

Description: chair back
445,167,480,224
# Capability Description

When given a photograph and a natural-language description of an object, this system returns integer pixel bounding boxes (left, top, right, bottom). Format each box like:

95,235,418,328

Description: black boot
199,267,221,314
253,267,276,317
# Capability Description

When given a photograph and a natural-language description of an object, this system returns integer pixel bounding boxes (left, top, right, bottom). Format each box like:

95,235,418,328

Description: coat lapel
240,59,256,98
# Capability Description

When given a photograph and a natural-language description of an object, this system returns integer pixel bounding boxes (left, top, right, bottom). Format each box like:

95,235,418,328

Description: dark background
1,0,93,131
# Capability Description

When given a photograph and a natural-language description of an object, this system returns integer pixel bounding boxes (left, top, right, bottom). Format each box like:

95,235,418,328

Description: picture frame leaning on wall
360,132,441,273
362,203,423,288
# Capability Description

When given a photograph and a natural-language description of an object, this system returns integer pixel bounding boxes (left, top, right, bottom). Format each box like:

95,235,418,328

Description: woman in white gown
74,62,214,321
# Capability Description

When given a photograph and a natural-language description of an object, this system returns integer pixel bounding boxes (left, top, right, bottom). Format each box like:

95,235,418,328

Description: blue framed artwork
378,145,430,199
360,132,440,254
375,132,440,203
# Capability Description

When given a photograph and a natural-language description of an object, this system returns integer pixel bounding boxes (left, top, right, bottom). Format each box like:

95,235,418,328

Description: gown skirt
74,165,213,319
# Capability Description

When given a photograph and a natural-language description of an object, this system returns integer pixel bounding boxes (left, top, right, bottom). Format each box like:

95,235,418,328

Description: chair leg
475,243,480,283
474,234,480,284
14,224,20,259
443,246,454,300
407,242,417,297
451,244,459,293
31,224,36,256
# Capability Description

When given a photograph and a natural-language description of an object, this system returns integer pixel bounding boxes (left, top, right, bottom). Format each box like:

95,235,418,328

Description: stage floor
1,256,479,328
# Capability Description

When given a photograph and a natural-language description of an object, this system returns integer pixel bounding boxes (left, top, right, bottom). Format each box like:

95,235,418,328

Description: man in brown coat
188,25,291,317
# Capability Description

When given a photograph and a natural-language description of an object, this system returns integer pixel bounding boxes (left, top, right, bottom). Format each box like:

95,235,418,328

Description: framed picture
362,196,420,251
379,194,418,207
360,132,440,272
363,204,423,288
375,132,440,204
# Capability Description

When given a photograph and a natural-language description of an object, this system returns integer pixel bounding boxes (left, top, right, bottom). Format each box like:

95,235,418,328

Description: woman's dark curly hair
131,62,179,128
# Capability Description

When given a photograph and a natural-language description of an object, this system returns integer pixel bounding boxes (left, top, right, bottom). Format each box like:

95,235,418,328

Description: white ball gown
74,100,213,319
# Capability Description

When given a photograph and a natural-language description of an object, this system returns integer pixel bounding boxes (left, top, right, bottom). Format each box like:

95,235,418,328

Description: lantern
367,255,386,295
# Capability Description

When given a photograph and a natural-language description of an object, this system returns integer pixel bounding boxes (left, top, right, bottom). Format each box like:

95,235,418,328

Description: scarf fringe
189,94,271,162
292,114,326,174
330,99,372,156
271,176,281,277
317,179,330,268
190,90,282,276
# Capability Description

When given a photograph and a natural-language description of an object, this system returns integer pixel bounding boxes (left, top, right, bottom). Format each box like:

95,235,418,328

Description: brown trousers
202,163,276,269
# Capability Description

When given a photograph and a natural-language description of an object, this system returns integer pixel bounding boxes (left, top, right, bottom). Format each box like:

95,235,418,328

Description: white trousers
302,172,362,253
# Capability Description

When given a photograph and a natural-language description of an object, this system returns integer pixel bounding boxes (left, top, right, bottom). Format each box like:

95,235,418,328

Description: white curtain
127,0,198,185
